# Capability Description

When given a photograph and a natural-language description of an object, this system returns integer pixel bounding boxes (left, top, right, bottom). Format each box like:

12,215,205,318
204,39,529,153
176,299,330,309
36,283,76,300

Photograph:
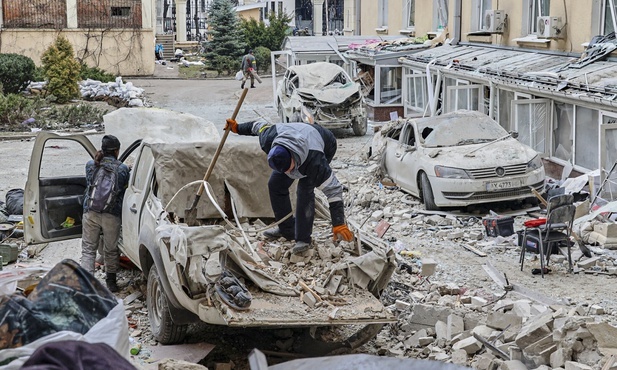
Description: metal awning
399,44,617,106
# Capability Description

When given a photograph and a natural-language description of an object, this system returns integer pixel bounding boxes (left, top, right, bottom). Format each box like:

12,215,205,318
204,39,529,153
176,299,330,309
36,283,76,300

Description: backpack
87,161,121,213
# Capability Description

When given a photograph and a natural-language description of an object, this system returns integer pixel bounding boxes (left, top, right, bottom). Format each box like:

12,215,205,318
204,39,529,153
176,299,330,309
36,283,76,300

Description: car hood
424,138,539,168
296,83,360,105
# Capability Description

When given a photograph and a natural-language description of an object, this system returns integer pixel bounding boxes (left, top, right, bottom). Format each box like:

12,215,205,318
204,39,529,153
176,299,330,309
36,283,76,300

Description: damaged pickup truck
277,62,368,136
23,129,395,351
373,110,546,210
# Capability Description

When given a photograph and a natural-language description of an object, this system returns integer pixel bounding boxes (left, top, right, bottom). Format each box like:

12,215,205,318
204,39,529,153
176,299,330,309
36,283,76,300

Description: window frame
433,0,449,30
511,98,551,155
471,0,492,31
402,0,415,31
378,0,389,28
522,0,550,35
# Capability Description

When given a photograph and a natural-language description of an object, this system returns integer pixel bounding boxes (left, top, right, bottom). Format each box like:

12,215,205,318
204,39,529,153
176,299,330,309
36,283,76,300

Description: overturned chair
519,194,576,277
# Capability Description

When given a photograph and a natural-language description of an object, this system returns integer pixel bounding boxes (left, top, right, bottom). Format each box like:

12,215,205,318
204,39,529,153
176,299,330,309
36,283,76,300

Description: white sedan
377,110,545,210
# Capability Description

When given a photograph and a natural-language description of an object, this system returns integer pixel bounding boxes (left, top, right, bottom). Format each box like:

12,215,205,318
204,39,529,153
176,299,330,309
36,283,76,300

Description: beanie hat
101,135,121,151
267,146,292,173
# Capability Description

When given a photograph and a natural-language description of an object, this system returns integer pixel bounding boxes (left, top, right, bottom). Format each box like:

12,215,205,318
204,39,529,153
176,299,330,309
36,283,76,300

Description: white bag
235,70,244,81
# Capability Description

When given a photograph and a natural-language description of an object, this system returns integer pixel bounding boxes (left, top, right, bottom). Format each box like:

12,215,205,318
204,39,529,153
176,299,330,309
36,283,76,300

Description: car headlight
434,165,470,179
527,155,543,171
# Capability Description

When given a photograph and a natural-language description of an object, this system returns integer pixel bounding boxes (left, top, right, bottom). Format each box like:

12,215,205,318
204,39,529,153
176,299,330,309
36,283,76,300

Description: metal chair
520,194,576,277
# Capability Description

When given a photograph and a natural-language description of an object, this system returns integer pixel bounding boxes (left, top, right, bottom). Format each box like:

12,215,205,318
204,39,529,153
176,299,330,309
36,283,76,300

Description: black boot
106,273,119,293
241,82,245,89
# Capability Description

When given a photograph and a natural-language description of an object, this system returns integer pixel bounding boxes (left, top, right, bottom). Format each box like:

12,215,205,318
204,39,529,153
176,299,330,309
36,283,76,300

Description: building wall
238,7,261,21
0,0,155,76
0,29,155,75
359,0,597,54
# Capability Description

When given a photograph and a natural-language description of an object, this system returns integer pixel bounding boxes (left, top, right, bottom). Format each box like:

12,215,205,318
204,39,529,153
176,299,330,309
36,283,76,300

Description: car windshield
418,114,508,147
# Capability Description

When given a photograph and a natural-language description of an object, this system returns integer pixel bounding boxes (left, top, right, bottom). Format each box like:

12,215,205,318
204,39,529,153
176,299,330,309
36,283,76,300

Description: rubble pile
79,77,145,107
27,77,146,108
371,276,617,370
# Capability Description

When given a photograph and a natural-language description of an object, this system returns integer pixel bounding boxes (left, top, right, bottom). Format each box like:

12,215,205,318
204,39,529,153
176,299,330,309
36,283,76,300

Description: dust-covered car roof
288,62,352,89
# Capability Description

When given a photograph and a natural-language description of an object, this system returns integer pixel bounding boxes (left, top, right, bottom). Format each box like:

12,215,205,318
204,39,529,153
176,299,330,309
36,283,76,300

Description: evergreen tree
206,0,246,62
41,37,80,104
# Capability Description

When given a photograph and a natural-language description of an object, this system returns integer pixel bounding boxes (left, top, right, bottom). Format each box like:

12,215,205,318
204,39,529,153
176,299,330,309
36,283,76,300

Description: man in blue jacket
225,118,353,254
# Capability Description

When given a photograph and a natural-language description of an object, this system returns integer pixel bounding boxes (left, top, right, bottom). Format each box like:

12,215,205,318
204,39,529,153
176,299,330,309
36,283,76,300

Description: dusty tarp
291,63,361,105
151,141,274,219
156,223,297,296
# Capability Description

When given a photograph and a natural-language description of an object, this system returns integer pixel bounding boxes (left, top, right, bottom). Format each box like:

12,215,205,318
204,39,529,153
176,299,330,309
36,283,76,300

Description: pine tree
206,0,246,63
41,37,80,104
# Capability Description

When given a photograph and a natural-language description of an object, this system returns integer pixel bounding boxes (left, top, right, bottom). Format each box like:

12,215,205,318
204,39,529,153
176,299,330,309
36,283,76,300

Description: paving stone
471,296,488,307
589,305,605,315
395,300,411,310
452,336,482,355
421,258,437,277
550,347,570,368
487,311,522,330
371,210,384,220
500,360,528,370
512,300,532,317
418,337,434,346
447,231,464,239
447,314,465,338
515,312,554,349
472,353,494,370
577,256,602,269
433,353,450,361
435,320,448,340
493,299,515,312
451,349,468,365
472,325,494,339
404,329,427,348
302,292,317,308
407,304,452,330
564,361,592,370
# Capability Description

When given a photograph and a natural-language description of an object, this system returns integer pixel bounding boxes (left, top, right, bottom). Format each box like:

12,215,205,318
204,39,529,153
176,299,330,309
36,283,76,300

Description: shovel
185,87,249,226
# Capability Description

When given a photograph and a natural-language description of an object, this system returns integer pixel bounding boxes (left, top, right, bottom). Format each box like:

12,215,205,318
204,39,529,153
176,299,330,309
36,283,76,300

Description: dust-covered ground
2,77,617,369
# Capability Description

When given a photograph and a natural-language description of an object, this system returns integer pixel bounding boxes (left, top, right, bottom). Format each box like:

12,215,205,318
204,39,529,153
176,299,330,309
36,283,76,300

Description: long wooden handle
193,88,249,201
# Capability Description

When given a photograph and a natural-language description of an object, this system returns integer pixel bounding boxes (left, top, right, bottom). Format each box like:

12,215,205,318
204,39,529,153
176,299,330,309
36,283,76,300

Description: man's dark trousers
268,171,315,243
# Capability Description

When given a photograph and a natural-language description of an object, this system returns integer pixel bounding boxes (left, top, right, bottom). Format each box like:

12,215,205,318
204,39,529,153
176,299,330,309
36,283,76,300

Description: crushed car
277,62,368,136
23,120,395,352
373,110,546,210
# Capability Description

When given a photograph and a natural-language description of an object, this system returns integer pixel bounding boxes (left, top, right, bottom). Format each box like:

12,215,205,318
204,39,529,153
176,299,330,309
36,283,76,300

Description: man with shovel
225,117,354,254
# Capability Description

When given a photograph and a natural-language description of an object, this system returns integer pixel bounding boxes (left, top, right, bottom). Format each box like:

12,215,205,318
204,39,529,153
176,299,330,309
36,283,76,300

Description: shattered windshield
417,114,508,147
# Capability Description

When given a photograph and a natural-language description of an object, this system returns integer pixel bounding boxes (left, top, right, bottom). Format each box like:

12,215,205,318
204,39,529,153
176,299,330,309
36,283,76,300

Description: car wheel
147,264,188,344
352,117,367,136
420,173,439,211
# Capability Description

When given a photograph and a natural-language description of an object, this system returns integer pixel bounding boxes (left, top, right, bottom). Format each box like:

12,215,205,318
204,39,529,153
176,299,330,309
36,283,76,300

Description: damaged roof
399,43,617,105
281,35,409,54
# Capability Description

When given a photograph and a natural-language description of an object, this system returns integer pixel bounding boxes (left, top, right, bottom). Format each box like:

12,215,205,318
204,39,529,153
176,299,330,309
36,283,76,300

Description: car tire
352,117,367,136
420,173,439,211
147,264,188,344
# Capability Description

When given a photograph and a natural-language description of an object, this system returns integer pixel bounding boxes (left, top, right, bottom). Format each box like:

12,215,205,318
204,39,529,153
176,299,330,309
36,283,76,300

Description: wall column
313,0,324,35
66,0,78,28
175,0,187,42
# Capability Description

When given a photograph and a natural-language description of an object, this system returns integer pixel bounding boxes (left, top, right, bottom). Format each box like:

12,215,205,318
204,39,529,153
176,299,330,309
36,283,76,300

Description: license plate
486,179,521,191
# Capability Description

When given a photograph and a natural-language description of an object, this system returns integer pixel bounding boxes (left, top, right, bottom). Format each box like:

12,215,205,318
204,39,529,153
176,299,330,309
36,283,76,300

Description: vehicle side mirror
510,131,519,139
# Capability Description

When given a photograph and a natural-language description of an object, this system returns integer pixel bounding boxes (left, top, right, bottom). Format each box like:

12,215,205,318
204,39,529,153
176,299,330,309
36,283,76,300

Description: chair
519,194,576,277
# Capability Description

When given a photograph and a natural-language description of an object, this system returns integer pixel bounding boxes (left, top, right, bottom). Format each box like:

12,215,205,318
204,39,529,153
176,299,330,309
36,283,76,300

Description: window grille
3,0,67,29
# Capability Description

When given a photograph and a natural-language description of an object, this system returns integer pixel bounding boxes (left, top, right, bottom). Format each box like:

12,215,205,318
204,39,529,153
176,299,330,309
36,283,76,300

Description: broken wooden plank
462,243,487,257
123,291,143,305
601,354,615,370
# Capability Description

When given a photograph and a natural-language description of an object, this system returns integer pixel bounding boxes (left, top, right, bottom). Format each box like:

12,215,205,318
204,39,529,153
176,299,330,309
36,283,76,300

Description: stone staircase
155,34,175,59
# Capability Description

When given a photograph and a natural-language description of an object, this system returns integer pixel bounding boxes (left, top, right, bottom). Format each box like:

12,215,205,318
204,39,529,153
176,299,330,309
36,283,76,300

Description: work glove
225,118,238,133
333,224,354,242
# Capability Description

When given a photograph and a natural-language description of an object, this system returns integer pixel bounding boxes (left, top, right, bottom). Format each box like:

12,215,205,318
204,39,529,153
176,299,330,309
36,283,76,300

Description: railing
3,0,67,29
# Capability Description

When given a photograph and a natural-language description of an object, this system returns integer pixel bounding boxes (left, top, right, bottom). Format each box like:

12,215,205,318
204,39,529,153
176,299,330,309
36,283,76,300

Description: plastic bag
235,70,244,81
5,189,24,216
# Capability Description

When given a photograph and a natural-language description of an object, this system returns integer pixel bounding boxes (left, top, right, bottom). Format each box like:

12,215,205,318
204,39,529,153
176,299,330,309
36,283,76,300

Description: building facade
0,0,155,75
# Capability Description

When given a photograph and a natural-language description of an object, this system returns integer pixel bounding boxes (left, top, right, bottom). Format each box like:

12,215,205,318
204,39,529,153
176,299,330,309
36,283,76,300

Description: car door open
24,133,96,245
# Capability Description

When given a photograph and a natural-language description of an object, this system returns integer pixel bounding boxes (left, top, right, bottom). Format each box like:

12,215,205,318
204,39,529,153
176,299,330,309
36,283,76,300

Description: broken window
497,89,514,131
433,0,448,30
2,0,67,29
444,79,483,113
378,0,388,27
601,116,617,200
511,98,550,154
524,0,550,34
403,0,415,30
574,106,599,170
78,0,142,29
472,0,492,31
111,7,130,16
603,0,617,34
378,66,402,105
404,68,427,115
552,102,573,162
